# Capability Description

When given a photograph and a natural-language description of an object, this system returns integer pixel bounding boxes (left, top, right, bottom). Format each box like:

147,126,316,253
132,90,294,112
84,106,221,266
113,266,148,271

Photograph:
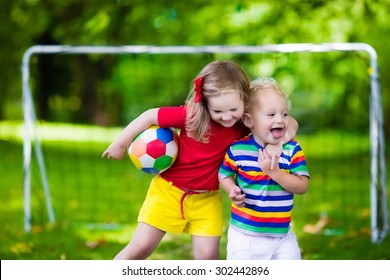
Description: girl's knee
194,248,220,260
192,242,220,259
129,240,156,259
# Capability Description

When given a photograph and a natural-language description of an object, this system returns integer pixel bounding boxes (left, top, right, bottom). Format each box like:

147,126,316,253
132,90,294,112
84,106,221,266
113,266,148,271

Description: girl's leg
114,222,166,260
187,191,223,260
191,235,221,260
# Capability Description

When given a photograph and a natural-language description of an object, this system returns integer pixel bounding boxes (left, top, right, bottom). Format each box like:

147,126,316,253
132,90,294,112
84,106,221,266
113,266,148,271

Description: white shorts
226,226,301,260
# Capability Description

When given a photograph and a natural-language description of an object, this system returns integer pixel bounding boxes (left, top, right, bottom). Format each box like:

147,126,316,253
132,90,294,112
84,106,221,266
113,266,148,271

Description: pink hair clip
194,77,203,103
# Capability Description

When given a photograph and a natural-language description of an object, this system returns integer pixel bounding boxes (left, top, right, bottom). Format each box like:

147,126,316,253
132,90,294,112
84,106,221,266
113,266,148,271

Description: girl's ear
242,113,253,129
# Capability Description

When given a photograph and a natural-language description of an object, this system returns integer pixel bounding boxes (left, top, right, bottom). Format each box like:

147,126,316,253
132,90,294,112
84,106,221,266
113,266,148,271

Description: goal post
21,43,388,243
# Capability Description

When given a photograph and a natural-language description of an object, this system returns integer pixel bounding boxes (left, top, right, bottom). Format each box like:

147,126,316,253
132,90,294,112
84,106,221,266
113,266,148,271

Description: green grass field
0,121,389,260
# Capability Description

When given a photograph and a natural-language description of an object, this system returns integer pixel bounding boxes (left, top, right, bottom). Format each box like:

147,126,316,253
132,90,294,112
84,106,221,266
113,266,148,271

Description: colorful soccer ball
128,125,179,174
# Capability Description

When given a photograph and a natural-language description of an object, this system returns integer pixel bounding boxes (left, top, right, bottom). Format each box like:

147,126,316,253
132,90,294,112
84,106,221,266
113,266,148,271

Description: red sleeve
158,106,186,129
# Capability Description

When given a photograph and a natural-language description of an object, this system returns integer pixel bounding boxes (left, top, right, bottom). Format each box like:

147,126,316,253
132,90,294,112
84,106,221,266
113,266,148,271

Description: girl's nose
222,114,233,121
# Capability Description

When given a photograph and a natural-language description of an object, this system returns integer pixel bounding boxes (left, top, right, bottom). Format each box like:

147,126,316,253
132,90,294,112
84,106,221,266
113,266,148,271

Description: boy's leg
191,235,221,260
114,222,166,260
271,229,301,260
226,226,252,260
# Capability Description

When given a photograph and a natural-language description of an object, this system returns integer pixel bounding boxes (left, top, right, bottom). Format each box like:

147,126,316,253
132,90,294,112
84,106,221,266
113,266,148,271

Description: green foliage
0,0,389,133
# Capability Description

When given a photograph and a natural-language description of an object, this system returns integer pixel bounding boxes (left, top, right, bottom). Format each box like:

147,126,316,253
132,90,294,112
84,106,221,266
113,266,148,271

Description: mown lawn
0,121,389,260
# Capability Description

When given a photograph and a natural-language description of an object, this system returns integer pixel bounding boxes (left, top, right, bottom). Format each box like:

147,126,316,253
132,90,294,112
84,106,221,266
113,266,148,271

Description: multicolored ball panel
128,125,179,174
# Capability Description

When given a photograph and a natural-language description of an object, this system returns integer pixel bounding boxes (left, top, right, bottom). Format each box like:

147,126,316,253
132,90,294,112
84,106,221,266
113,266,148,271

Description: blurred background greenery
0,0,389,260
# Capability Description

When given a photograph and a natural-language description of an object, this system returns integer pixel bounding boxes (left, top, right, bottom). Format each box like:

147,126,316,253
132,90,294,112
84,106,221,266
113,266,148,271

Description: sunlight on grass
1,121,370,155
78,223,135,243
0,120,122,144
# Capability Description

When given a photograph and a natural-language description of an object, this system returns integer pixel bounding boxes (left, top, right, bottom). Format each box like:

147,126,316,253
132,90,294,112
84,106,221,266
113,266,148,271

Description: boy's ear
242,113,253,129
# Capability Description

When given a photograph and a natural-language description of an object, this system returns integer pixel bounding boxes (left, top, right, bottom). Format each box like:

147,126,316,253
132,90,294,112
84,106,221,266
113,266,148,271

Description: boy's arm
102,108,159,160
258,149,308,194
218,176,245,207
268,171,309,194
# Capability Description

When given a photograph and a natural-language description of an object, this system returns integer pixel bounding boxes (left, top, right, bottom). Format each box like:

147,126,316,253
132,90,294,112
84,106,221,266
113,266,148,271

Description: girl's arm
218,176,246,207
102,108,159,160
258,149,308,194
284,116,298,144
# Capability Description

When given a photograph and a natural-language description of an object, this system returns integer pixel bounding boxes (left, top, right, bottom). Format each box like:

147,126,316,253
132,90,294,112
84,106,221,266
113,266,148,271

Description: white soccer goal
22,43,388,243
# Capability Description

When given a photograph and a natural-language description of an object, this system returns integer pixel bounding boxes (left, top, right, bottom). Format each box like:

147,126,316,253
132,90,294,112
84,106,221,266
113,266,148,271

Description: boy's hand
264,143,282,170
229,185,245,207
259,148,280,174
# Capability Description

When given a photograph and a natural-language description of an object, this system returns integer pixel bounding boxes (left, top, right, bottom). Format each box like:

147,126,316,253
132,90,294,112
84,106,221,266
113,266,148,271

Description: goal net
21,44,387,243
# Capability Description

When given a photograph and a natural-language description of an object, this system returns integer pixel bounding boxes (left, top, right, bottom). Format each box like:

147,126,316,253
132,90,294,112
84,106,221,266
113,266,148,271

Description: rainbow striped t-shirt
218,134,310,237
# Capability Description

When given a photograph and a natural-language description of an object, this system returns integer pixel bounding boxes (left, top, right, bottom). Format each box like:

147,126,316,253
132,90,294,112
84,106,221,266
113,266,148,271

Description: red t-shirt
158,106,248,191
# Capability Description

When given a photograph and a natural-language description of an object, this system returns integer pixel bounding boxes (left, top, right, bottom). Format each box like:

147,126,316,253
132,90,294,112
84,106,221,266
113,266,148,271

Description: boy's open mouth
271,127,284,139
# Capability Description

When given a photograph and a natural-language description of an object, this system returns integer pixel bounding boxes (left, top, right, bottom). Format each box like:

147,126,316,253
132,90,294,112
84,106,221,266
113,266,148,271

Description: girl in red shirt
102,61,297,260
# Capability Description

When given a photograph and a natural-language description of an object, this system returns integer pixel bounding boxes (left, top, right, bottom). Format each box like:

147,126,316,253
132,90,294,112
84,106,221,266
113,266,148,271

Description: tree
1,0,389,138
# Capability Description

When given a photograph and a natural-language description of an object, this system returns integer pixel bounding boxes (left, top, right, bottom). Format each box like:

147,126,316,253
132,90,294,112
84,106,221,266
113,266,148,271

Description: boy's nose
275,114,284,122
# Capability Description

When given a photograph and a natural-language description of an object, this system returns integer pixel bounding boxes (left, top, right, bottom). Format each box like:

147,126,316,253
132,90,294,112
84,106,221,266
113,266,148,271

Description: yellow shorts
138,175,223,236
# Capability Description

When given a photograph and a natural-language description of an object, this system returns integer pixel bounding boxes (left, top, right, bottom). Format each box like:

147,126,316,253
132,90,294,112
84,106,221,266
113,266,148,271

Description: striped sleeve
218,147,237,179
288,141,310,178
